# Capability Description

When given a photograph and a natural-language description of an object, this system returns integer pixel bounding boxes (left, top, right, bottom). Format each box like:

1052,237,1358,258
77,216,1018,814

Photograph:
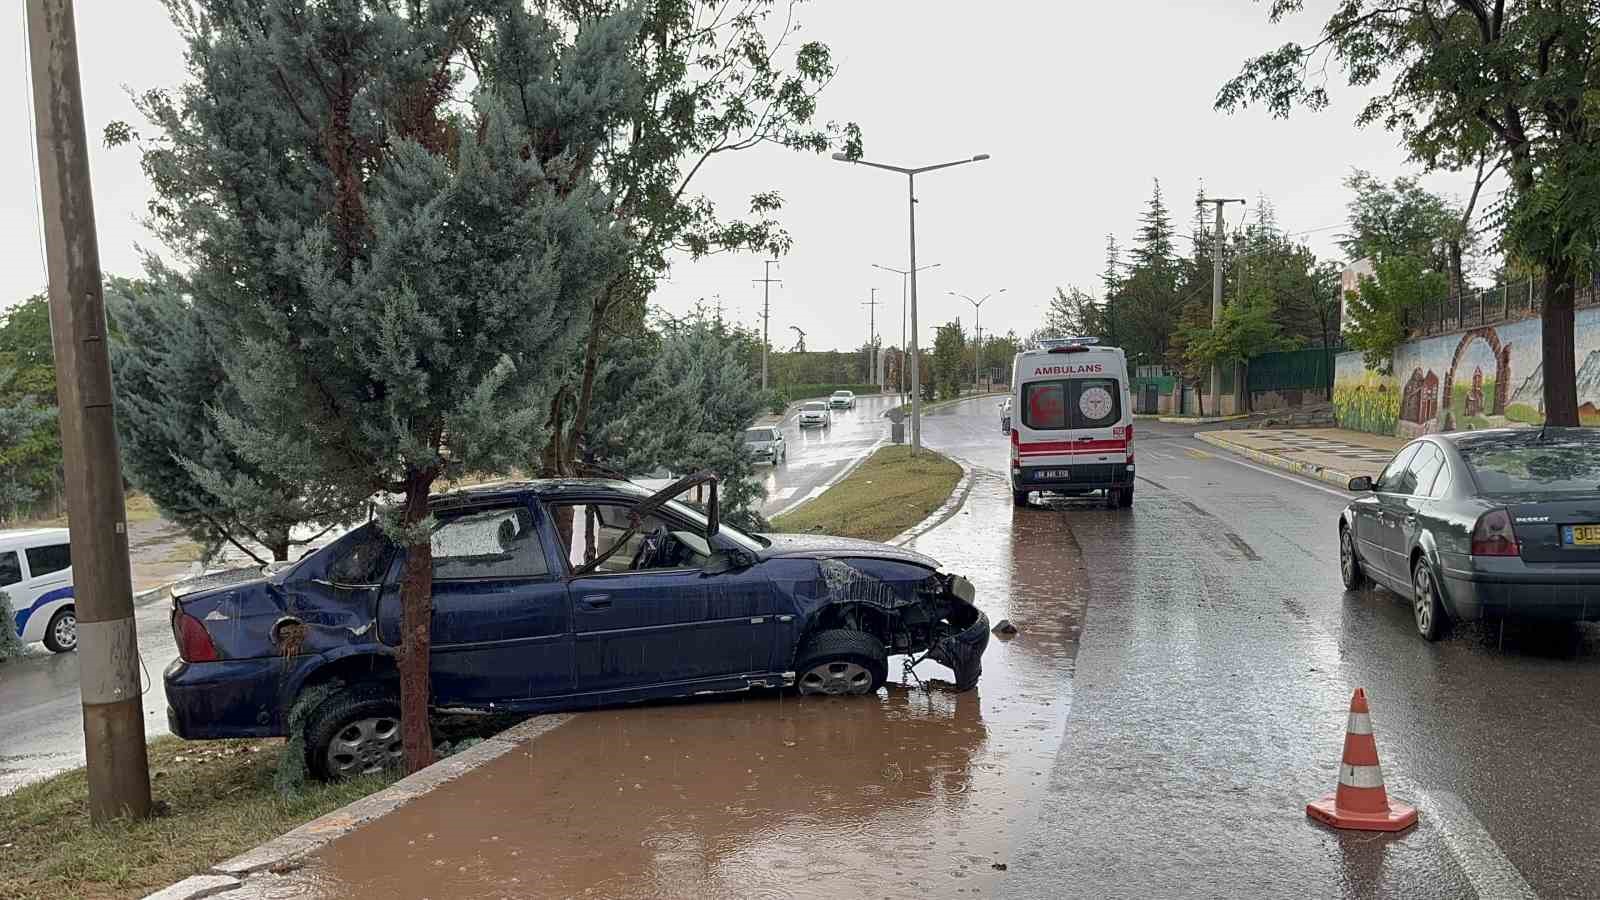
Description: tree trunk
1540,256,1580,427
1447,240,1465,308
564,285,613,465
396,471,437,774
268,535,289,563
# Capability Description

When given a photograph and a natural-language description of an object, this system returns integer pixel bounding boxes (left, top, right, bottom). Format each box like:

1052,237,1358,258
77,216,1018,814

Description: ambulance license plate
1038,469,1071,480
1563,524,1600,546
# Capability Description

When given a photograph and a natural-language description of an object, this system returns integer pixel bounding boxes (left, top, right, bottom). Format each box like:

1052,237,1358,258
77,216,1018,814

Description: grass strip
0,735,394,900
770,445,961,543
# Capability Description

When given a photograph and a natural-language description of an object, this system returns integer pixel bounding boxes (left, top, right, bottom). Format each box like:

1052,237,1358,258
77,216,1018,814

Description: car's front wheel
42,607,77,653
304,683,405,781
794,629,887,696
1411,557,1448,642
1339,525,1367,589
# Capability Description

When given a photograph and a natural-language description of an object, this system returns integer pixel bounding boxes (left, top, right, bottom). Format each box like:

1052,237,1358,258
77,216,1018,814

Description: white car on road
1,528,77,653
829,390,856,410
798,401,831,429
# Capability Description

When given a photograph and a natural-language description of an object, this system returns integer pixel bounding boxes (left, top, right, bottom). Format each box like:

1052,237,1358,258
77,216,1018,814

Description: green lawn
0,736,394,900
770,445,961,543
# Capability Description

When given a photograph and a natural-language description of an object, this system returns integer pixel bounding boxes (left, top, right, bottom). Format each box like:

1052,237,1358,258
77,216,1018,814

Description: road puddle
274,473,1090,899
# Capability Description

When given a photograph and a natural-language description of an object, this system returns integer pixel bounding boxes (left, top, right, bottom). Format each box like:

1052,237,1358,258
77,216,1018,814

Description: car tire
1012,488,1029,507
42,606,77,653
1411,556,1448,642
1339,525,1367,590
304,683,405,781
1115,485,1134,508
794,629,888,696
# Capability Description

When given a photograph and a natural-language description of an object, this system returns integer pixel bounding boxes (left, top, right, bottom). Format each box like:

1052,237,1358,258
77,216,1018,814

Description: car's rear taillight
1471,508,1520,557
1126,423,1135,463
1010,426,1020,469
173,609,219,662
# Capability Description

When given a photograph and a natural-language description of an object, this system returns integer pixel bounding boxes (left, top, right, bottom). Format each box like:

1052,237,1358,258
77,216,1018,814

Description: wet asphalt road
261,397,1599,899
757,393,900,517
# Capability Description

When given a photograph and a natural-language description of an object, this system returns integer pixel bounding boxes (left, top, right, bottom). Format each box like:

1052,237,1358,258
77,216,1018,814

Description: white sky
2,1,1488,350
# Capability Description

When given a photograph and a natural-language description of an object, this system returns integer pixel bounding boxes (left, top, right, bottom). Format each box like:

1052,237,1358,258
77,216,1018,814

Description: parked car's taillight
1471,509,1520,557
173,610,219,662
1010,426,1020,469
1125,423,1135,463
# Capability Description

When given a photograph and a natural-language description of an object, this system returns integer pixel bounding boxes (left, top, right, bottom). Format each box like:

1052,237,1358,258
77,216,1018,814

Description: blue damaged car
164,476,988,779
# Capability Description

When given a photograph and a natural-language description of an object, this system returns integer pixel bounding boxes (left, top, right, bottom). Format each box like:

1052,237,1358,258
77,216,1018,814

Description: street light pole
949,289,1006,392
837,152,990,456
872,261,940,404
752,260,782,392
1197,197,1244,414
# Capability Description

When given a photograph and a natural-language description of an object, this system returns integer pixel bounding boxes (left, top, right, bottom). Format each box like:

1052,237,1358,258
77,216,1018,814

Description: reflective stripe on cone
1306,688,1418,832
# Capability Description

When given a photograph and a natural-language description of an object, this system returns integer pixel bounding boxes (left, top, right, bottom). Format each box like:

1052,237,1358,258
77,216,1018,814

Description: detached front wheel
795,629,887,696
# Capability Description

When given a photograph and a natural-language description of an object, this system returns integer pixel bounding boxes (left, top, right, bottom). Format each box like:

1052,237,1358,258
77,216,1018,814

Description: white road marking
775,487,798,501
1196,442,1353,500
1416,788,1537,899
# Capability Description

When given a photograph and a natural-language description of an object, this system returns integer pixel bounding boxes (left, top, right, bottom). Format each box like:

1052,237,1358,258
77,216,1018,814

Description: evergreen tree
109,278,347,563
932,320,967,400
118,0,637,773
0,295,60,518
1132,179,1176,274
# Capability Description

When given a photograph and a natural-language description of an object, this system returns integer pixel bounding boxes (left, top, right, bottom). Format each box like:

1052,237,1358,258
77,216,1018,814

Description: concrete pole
753,260,781,391
908,174,922,456
26,0,152,822
861,288,880,386
1199,197,1244,415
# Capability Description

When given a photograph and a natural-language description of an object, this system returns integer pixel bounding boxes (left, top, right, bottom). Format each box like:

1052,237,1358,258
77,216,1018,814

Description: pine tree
1132,179,1176,274
118,0,637,773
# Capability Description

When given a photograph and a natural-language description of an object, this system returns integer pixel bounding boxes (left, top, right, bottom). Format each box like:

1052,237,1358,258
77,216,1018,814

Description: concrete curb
1158,414,1252,425
145,715,573,900
1194,431,1359,489
889,456,976,547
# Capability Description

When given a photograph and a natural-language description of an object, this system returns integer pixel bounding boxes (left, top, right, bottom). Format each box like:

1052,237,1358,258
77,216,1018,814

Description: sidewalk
1195,427,1406,487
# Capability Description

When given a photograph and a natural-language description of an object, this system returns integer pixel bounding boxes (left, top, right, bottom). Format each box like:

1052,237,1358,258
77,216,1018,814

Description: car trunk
1494,493,1600,564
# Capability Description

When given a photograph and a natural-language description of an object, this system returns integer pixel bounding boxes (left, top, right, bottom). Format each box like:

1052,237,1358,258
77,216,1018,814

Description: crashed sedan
164,477,988,779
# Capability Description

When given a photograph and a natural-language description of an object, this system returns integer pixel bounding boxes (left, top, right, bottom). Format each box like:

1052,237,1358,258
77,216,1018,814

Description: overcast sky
2,1,1486,350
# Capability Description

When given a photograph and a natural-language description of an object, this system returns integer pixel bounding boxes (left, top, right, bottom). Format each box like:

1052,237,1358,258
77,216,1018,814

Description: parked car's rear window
327,525,392,585
1461,439,1600,494
24,543,71,578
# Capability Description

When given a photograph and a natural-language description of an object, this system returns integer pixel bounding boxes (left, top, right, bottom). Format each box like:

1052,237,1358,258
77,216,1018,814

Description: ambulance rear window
1023,378,1121,430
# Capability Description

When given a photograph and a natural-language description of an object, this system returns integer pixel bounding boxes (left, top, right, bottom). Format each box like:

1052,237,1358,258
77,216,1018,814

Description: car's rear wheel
304,683,405,781
794,629,887,696
1339,526,1367,589
1115,485,1134,508
1411,557,1448,642
1012,488,1029,507
42,607,77,653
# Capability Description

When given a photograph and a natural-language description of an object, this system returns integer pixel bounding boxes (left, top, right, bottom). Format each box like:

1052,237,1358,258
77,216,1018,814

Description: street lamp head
972,154,991,161
830,152,851,162
997,288,1008,294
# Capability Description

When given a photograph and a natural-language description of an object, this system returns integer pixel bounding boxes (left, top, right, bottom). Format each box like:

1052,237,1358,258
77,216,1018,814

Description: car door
555,500,773,694
1358,443,1419,585
1399,442,1448,569
1375,443,1429,582
377,501,573,705
1,549,25,636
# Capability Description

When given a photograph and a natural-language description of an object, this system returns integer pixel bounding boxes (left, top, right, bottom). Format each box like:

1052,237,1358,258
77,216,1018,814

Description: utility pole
873,262,941,403
753,260,781,391
861,288,881,386
1197,197,1245,414
27,0,151,822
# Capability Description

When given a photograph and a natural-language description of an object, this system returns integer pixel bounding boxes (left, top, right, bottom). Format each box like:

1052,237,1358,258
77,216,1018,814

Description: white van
1009,339,1135,508
0,528,77,652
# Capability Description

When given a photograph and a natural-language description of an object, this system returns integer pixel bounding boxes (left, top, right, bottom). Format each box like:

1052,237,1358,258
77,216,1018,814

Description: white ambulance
1008,339,1135,508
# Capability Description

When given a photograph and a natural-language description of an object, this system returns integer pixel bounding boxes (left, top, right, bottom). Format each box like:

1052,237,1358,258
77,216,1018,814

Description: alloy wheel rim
1340,532,1354,583
55,613,77,649
1413,566,1433,633
326,716,403,778
798,661,872,696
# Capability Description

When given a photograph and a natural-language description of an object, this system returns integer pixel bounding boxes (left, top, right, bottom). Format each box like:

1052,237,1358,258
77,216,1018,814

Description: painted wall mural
1335,306,1600,436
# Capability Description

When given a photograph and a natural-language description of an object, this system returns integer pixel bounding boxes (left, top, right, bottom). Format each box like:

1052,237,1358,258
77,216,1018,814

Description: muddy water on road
283,473,1084,899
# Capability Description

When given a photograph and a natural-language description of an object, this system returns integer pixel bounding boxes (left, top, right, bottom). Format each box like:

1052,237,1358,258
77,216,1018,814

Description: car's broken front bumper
927,575,988,691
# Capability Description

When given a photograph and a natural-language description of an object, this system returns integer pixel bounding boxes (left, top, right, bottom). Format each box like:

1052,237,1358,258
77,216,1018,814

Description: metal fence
1408,275,1600,338
1247,345,1341,394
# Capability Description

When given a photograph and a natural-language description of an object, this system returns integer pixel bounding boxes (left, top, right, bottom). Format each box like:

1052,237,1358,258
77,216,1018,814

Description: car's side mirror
1348,476,1374,492
701,549,751,575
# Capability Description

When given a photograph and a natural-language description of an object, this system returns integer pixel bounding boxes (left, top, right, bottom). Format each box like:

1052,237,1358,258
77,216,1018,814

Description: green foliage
274,681,340,797
1339,170,1461,270
0,295,61,519
931,320,967,401
0,590,25,661
1218,1,1600,422
109,279,350,563
1343,256,1447,375
1043,286,1105,340
1181,287,1293,372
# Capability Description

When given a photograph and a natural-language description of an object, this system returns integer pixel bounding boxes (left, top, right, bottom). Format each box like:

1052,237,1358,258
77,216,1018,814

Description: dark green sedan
1339,427,1600,640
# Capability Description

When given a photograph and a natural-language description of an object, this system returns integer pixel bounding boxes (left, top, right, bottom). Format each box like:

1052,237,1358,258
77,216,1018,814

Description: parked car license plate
1037,469,1071,480
1563,524,1600,546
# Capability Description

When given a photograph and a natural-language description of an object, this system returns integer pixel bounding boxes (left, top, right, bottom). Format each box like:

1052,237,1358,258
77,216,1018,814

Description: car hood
756,533,938,569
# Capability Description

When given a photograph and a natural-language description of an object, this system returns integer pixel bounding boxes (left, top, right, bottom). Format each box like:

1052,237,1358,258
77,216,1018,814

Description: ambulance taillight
1010,425,1020,471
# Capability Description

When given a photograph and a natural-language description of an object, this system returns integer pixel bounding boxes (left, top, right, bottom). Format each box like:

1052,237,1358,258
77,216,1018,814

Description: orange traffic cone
1306,688,1418,832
